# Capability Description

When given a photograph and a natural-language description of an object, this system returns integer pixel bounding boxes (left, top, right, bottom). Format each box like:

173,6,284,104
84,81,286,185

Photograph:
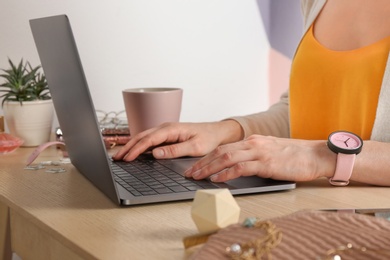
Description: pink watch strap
329,153,356,186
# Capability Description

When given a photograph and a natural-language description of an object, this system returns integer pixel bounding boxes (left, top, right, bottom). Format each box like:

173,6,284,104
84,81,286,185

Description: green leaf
0,58,51,106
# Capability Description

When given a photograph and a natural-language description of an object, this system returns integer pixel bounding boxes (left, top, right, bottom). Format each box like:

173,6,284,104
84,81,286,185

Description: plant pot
3,100,54,147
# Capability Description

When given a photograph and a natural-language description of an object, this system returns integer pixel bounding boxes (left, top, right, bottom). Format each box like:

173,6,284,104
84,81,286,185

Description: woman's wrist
218,119,245,145
315,140,337,179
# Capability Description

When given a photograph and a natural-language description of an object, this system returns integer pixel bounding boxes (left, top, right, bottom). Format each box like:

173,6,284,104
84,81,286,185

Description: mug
122,88,183,136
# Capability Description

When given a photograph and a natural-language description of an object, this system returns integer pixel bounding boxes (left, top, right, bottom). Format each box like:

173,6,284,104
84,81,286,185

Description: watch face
328,131,363,154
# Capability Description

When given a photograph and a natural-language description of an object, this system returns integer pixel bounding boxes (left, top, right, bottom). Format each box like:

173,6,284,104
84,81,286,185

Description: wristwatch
327,131,363,186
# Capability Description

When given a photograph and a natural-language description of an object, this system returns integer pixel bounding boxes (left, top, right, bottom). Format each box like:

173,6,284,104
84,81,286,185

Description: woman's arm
114,91,291,161
184,136,390,187
353,140,390,186
229,91,290,138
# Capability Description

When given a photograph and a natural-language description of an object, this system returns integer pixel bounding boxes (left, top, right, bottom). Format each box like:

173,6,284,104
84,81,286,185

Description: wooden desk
0,147,389,260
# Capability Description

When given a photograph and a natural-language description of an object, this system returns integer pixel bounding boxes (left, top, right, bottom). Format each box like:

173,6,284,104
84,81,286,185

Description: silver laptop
29,14,295,206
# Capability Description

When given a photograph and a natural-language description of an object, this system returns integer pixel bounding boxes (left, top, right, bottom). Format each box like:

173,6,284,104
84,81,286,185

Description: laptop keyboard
111,160,217,196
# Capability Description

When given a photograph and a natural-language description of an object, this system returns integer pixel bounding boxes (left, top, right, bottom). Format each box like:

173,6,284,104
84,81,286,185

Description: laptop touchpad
159,158,200,175
225,176,276,188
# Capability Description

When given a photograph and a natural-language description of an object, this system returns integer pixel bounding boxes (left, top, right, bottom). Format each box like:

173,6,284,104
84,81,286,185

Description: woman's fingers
209,161,271,182
112,126,172,161
185,142,254,180
113,122,225,161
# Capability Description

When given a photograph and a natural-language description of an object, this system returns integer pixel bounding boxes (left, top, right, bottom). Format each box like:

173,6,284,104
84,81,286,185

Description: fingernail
192,170,201,179
184,167,193,177
210,174,219,182
153,148,165,158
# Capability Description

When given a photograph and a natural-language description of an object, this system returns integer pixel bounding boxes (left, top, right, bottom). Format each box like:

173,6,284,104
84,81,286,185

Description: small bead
227,243,242,255
332,255,341,260
243,217,257,227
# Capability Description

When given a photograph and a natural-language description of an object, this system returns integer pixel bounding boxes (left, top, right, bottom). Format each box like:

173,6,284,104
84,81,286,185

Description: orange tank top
290,24,390,140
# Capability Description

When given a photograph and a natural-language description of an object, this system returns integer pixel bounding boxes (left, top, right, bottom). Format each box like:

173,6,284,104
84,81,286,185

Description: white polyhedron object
191,189,240,233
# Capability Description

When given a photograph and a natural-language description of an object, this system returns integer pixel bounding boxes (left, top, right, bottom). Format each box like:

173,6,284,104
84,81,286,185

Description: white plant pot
3,100,54,147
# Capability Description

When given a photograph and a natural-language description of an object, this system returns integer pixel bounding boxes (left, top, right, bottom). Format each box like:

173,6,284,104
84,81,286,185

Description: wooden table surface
0,146,389,259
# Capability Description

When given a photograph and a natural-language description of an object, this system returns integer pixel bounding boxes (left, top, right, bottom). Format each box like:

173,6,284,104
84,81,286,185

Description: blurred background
0,0,302,130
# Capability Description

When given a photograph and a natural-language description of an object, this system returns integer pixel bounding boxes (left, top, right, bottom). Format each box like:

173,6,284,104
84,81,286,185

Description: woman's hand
184,135,336,182
112,120,244,161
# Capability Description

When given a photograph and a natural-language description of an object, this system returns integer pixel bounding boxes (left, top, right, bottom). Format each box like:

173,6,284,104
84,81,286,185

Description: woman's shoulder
300,0,326,31
300,0,326,15
300,0,324,10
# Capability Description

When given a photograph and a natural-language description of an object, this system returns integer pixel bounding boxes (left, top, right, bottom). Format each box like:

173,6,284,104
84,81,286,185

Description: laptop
29,14,296,206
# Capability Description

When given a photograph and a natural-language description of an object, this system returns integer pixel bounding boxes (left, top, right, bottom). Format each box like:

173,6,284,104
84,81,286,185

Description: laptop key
130,190,142,196
154,187,174,194
170,185,189,193
185,186,201,191
140,190,158,196
112,159,217,195
150,184,166,189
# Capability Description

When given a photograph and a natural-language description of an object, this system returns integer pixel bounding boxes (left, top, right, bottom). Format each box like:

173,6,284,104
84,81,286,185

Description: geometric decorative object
191,189,240,233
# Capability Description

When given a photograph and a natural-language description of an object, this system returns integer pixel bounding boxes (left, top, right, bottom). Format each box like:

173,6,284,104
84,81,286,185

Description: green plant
0,58,51,106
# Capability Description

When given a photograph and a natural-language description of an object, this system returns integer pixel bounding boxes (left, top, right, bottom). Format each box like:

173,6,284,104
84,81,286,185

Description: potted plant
0,58,54,147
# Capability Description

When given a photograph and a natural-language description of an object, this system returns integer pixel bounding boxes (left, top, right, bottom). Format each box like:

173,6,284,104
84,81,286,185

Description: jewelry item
226,218,282,260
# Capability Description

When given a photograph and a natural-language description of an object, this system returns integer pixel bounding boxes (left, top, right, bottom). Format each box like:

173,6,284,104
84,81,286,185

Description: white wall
0,0,270,126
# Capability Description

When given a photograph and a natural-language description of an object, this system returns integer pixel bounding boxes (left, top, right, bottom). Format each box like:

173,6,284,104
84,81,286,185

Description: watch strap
26,141,66,166
328,153,356,186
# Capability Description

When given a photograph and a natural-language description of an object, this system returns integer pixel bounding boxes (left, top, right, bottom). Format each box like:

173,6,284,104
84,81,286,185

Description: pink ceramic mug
122,88,183,136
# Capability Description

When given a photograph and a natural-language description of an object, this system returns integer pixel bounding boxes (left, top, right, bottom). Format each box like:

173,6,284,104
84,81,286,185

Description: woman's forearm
352,140,390,186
